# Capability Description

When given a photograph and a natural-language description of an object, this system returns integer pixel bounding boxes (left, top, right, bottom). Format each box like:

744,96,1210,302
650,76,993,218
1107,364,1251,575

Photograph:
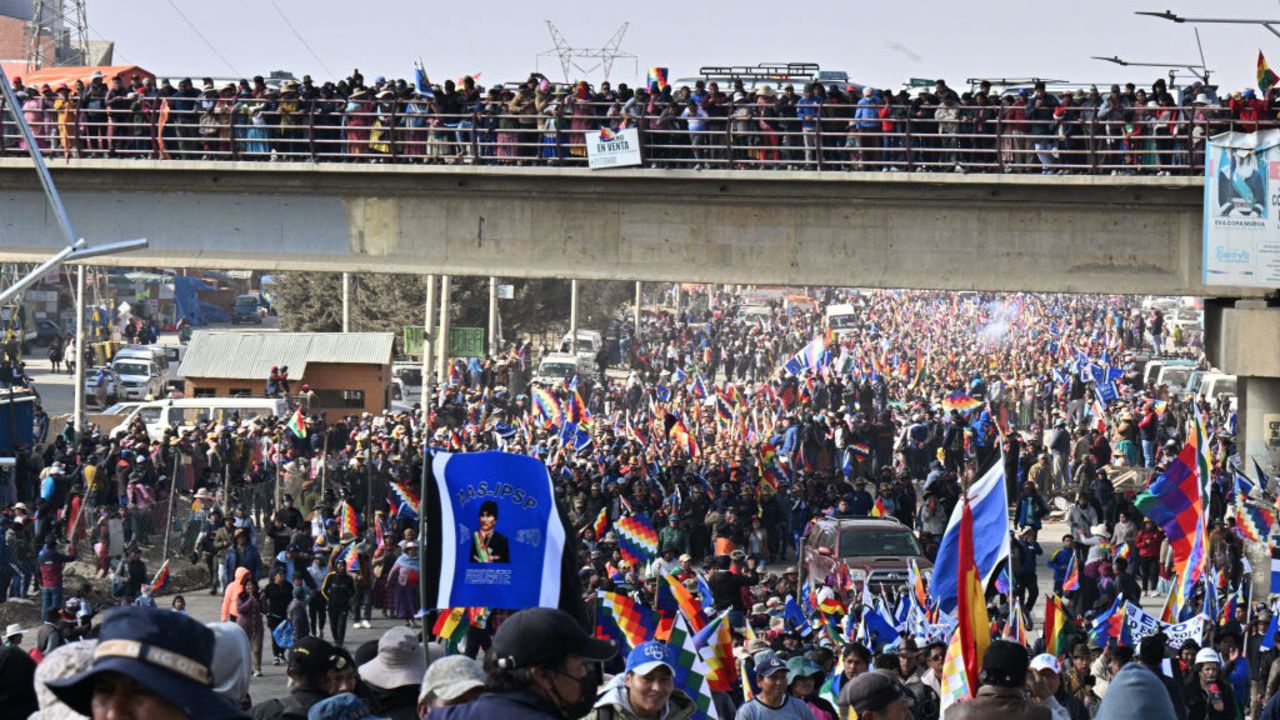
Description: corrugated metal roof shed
180,331,394,380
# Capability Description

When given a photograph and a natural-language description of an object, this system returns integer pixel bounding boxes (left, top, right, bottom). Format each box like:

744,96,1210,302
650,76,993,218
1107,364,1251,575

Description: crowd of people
0,283,1268,720
2,68,1277,173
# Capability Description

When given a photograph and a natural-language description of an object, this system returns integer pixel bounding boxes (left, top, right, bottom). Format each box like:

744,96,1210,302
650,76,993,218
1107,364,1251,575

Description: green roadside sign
403,326,485,358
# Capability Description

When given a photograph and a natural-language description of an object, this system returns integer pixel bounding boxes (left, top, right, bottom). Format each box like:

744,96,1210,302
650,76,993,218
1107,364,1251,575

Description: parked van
1197,373,1237,408
825,303,859,337
110,397,288,441
1154,360,1198,394
111,345,171,401
536,352,590,385
560,330,603,362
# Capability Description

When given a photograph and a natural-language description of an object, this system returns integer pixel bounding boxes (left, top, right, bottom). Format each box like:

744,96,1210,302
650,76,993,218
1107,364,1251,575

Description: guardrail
0,96,1254,174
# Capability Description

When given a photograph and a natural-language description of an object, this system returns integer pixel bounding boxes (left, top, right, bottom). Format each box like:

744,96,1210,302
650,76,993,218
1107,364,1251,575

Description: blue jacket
224,543,263,583
1046,546,1073,583
431,690,562,720
854,96,880,129
1012,538,1041,576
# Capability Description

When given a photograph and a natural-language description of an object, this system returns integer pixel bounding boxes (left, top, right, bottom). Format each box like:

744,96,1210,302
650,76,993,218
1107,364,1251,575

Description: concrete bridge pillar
1204,299,1280,483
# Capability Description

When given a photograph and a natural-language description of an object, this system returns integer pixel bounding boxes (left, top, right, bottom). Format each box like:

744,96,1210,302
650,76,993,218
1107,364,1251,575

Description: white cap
1195,648,1222,666
1029,653,1061,674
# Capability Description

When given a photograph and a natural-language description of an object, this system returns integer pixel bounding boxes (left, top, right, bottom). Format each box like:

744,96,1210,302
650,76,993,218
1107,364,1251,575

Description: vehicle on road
232,294,266,325
800,516,931,598
110,397,289,441
536,352,593,387
560,329,604,363
111,345,171,401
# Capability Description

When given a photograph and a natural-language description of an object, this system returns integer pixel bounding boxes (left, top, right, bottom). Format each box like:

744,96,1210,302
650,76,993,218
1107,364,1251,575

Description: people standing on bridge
1025,82,1060,173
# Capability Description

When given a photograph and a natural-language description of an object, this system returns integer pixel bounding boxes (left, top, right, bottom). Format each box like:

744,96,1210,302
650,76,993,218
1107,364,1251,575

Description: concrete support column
488,277,499,357
633,281,642,347
1239,376,1280,485
1204,298,1280,480
569,279,579,356
422,275,435,410
341,272,351,332
436,275,451,385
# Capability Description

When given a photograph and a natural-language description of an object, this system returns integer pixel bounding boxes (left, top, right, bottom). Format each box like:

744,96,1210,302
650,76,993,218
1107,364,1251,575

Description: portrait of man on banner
470,500,510,563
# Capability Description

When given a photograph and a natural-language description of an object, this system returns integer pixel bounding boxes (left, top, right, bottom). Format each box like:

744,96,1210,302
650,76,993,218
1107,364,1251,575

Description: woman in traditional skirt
392,542,420,625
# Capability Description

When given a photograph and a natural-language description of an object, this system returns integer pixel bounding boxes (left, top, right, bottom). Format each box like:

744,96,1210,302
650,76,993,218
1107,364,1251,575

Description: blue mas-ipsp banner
423,450,566,610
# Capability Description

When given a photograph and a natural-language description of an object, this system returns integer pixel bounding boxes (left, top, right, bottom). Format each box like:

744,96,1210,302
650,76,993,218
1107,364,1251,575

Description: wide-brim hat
359,627,426,690
1090,523,1110,538
48,608,246,720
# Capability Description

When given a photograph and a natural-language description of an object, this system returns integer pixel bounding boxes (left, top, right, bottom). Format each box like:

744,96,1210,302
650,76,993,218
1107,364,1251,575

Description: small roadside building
180,331,395,421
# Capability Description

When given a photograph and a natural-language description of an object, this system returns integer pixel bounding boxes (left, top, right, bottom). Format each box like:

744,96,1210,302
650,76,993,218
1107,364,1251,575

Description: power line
163,0,239,75
267,0,336,79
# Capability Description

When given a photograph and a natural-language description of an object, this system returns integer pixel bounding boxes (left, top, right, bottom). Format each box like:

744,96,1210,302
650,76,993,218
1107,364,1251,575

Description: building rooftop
180,331,394,380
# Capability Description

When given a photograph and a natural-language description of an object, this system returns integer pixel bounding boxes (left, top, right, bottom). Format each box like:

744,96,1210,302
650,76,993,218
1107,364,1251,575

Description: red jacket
1135,527,1163,558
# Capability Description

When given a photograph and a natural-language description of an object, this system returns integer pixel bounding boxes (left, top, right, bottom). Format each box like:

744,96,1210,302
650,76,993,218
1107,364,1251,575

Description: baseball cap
785,656,823,684
308,692,385,720
842,671,910,715
491,607,616,669
626,641,676,676
289,636,343,675
1029,653,1061,674
753,651,787,678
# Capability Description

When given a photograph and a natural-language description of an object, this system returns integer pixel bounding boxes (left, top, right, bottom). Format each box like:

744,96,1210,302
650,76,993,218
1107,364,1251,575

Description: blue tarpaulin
173,276,229,326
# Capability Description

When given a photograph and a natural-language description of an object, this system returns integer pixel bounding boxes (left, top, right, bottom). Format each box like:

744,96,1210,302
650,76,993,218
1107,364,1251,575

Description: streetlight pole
1137,10,1280,39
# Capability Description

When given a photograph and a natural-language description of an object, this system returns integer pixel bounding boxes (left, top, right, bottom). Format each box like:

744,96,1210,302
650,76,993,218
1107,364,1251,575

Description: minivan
111,345,171,401
560,330,603,362
110,397,288,441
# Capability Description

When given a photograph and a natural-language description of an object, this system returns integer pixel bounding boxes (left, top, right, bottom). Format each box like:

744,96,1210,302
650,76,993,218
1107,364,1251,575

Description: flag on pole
691,612,739,693
596,590,659,653
956,498,991,696
1261,51,1278,93
1043,594,1067,655
1062,553,1080,592
938,627,971,714
615,513,659,567
661,574,708,634
150,559,171,593
389,481,420,521
286,407,307,439
432,607,468,653
591,506,609,538
339,501,359,537
932,456,1009,613
667,613,720,720
1271,546,1280,594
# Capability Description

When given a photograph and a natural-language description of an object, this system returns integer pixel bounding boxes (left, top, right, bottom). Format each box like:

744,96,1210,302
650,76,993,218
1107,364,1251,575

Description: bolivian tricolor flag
432,607,468,653
1261,51,1278,93
286,407,306,439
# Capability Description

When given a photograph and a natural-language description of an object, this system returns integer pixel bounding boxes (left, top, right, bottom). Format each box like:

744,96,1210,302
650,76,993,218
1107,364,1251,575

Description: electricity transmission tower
538,21,637,83
26,0,91,72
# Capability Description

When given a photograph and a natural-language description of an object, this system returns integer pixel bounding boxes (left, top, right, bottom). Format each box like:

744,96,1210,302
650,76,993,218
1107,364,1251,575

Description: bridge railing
0,96,1257,174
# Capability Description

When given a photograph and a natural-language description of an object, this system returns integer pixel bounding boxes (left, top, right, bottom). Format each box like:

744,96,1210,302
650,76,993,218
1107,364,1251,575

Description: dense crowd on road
0,283,1272,720
2,68,1278,173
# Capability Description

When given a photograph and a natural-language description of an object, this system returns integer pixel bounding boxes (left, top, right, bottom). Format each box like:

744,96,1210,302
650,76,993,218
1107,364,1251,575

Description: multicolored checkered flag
667,613,719,719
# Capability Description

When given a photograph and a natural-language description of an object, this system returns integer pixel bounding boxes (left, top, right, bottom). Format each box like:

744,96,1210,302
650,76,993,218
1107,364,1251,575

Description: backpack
271,619,296,649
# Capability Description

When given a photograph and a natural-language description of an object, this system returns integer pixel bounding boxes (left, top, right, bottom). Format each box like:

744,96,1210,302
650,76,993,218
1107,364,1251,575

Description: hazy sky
89,1,1276,92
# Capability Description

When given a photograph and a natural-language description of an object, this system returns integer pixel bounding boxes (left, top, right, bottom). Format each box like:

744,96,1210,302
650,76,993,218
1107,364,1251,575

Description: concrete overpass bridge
0,158,1231,296
0,159,1276,474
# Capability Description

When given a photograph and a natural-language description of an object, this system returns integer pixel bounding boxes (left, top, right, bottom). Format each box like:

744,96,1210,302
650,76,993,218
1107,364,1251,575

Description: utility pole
342,272,351,332
488,277,499,357
569,279,579,356
422,275,435,412
436,275,451,386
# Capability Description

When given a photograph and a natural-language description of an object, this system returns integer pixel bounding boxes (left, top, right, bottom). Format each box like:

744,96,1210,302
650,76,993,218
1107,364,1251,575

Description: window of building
192,387,216,398
314,389,365,409
229,388,253,398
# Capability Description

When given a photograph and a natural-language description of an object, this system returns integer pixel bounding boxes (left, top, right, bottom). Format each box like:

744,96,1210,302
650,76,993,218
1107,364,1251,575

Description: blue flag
783,596,813,637
1263,614,1279,652
930,456,1010,613
413,65,434,96
422,451,564,610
